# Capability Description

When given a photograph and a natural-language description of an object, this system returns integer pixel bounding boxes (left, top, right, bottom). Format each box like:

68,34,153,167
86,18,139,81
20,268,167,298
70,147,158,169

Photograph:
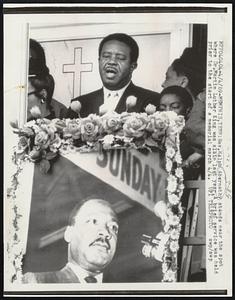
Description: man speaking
67,33,160,117
22,198,119,283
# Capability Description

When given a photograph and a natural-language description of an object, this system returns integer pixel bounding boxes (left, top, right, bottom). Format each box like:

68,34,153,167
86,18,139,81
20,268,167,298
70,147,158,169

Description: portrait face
99,40,137,90
67,199,119,273
159,93,186,116
161,65,186,89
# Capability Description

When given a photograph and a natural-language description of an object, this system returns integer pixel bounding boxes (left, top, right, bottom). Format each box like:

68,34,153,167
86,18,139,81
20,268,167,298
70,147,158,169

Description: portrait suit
22,264,112,283
22,265,80,283
66,82,160,118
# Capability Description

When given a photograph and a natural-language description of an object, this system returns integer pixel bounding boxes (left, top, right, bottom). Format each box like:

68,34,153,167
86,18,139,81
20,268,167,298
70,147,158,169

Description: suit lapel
115,82,135,113
93,89,104,113
59,265,80,283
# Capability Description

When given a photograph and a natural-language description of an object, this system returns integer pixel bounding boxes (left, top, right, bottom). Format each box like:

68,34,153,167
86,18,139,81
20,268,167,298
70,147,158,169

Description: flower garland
141,116,185,282
161,130,184,282
11,107,185,174
7,104,185,283
6,151,26,283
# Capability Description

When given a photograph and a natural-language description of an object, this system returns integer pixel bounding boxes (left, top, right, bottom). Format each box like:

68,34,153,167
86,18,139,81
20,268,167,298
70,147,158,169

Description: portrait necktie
84,275,97,283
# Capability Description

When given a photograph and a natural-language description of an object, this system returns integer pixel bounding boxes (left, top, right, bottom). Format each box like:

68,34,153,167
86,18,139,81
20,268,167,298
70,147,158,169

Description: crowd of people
24,33,206,283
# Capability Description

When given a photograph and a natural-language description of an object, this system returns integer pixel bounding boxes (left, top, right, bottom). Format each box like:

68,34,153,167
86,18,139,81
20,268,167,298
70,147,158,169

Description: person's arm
182,152,204,168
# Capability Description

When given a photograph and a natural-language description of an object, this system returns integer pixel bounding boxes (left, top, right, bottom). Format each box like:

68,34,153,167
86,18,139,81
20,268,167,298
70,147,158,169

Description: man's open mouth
105,67,117,74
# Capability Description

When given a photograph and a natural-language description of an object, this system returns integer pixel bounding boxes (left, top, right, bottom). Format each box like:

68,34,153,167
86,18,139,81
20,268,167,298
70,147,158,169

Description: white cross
63,47,93,98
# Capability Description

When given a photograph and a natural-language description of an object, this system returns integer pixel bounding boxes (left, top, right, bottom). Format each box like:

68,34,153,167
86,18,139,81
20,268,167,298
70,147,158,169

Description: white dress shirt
67,262,103,283
103,81,131,112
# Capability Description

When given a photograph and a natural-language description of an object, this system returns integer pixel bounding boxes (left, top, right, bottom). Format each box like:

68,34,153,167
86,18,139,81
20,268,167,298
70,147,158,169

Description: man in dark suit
22,198,119,283
67,33,160,118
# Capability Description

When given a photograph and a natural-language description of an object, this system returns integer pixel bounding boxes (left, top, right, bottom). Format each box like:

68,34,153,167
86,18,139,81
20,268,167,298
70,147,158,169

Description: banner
23,150,166,282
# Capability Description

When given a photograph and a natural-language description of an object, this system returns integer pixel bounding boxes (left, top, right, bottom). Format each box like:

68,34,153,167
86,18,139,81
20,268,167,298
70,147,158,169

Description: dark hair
29,38,49,76
98,33,139,63
171,47,206,97
160,85,193,111
29,73,55,106
68,197,117,226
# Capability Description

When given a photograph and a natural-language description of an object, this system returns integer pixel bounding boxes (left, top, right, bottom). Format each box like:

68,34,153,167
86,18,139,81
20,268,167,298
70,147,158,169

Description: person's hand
182,152,203,168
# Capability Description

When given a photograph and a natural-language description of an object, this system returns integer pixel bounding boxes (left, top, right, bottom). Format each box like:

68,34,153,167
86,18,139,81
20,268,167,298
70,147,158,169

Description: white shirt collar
103,81,131,103
67,262,103,283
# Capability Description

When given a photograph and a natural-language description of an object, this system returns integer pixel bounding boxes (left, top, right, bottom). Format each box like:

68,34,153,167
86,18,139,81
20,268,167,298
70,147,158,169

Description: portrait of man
22,198,119,283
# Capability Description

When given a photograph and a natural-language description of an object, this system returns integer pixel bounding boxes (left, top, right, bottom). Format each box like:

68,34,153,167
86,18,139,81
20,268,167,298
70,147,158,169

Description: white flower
170,115,185,133
168,215,180,226
164,269,176,282
145,104,156,115
165,159,173,173
169,240,179,252
167,175,177,193
30,106,41,118
175,167,183,178
12,243,23,256
25,120,36,128
165,110,178,120
49,134,62,152
170,228,180,240
126,96,137,110
102,134,115,149
166,147,175,158
71,101,82,114
14,255,23,269
168,193,180,205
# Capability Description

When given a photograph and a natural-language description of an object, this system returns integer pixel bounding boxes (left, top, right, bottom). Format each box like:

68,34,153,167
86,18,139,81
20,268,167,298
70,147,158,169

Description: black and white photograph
3,3,232,296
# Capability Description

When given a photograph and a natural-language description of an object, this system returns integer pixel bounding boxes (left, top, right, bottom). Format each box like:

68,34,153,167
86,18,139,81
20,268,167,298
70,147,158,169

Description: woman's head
27,74,55,120
159,85,193,118
161,48,206,97
29,39,49,76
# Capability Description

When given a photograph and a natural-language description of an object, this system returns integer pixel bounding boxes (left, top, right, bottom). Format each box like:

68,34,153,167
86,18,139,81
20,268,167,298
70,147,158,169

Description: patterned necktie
107,92,119,112
84,275,97,283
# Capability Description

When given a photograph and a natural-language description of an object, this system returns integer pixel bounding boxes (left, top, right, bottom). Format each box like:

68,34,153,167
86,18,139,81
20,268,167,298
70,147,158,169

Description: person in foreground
159,85,193,119
159,86,196,162
161,47,206,173
159,85,203,179
22,198,119,283
66,33,160,118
